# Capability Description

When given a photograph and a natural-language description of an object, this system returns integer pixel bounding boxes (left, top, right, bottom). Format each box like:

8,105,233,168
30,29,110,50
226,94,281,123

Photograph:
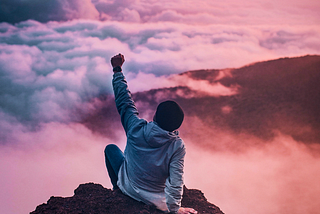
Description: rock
30,183,224,214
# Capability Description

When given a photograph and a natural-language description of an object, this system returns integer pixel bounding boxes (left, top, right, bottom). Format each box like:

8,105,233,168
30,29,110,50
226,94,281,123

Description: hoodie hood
143,122,179,148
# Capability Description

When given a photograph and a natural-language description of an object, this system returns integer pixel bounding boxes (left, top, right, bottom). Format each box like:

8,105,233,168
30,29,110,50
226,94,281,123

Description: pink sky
1,0,320,213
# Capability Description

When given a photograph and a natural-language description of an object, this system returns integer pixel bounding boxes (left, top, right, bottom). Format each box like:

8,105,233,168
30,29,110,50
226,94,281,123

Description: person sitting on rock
104,53,197,214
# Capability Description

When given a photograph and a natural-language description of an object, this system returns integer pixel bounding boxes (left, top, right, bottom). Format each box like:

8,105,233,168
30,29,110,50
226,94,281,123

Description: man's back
106,53,197,214
113,71,185,212
123,121,185,191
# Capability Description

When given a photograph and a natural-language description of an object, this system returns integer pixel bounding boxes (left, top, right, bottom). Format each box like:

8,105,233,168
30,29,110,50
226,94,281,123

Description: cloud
0,0,99,23
0,122,123,214
184,132,320,214
178,112,320,213
0,20,319,134
259,30,319,51
60,0,100,20
1,113,320,214
92,0,320,25
173,75,239,97
1,15,320,214
1,0,319,26
0,42,112,124
126,71,239,97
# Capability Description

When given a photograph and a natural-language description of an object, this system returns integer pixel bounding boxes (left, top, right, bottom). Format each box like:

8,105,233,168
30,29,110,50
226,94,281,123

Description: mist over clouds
1,19,319,143
0,0,99,23
1,1,320,214
1,0,319,25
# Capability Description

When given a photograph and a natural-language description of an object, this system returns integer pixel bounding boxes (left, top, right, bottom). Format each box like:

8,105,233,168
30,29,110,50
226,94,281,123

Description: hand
111,53,125,68
177,207,198,214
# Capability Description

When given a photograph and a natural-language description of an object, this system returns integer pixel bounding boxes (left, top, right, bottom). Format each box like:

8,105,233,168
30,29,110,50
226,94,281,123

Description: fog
185,133,320,214
1,20,319,139
1,116,320,214
1,0,320,213
1,0,319,25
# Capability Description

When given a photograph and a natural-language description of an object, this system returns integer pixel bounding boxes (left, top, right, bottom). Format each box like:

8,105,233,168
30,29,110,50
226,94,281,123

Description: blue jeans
104,144,124,190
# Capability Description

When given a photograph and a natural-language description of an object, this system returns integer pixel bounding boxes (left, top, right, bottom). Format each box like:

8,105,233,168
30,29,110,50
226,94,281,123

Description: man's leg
104,144,124,190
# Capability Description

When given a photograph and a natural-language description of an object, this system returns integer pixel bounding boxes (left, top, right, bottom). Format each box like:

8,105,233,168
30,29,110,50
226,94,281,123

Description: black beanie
154,100,184,132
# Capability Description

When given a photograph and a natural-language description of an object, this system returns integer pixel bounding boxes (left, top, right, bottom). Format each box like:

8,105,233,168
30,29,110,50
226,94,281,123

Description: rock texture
30,183,224,214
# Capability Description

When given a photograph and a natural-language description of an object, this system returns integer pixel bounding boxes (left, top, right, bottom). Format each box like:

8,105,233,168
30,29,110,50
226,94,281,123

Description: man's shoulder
170,135,185,152
127,117,148,132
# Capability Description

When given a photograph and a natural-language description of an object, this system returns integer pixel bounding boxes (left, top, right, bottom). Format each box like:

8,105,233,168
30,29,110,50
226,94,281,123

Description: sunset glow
1,0,320,214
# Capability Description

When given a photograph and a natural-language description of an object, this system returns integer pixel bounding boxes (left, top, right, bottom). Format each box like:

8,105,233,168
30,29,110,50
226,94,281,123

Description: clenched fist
111,53,125,68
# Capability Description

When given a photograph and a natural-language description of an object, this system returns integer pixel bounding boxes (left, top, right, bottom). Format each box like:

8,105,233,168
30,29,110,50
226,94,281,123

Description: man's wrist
113,66,122,73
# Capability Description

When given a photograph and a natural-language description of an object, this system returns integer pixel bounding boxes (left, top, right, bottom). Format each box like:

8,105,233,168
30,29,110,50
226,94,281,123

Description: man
104,54,197,214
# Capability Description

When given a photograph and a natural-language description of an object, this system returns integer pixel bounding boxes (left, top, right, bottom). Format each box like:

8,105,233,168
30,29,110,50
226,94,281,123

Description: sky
1,0,320,214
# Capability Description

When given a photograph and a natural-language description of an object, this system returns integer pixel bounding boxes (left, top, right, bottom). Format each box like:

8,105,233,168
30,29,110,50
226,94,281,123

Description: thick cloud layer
1,19,320,145
1,2,320,213
0,0,99,23
1,0,319,25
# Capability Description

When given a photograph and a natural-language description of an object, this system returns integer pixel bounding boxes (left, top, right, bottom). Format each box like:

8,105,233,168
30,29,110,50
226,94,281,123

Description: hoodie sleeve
112,72,141,134
165,142,186,213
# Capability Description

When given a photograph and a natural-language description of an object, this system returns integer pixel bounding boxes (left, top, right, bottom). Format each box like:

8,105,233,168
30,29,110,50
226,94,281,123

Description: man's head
154,100,184,132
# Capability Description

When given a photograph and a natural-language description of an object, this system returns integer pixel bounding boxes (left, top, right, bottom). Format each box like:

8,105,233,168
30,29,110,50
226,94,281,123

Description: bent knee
104,144,118,155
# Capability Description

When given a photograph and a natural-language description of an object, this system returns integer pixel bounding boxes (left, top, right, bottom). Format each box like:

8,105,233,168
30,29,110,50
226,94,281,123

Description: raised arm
111,54,140,133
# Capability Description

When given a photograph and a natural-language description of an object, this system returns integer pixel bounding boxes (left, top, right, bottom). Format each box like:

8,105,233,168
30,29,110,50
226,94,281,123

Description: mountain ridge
134,55,320,145
81,55,320,150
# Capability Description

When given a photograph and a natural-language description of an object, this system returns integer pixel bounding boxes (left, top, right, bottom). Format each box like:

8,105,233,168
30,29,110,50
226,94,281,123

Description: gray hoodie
112,72,186,213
